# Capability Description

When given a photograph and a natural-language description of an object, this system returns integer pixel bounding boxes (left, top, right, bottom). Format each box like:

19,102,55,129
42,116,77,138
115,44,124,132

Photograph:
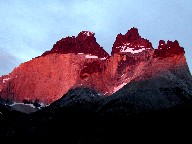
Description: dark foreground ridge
1,87,192,143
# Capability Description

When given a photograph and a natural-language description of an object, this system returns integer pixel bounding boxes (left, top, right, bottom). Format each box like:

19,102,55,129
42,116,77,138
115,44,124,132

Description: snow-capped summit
111,27,153,55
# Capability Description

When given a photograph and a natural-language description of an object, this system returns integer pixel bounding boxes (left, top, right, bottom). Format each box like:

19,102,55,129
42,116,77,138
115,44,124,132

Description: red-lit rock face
0,28,190,104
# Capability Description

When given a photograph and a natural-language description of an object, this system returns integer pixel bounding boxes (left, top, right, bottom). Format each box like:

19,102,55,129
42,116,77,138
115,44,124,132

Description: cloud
0,50,22,76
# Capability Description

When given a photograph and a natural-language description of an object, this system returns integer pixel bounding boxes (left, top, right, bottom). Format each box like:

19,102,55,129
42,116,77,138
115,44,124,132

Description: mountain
0,27,191,112
0,31,109,104
1,27,192,142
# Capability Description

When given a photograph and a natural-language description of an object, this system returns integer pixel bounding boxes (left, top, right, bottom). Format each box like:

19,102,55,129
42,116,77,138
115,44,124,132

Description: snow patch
37,103,47,109
113,83,127,93
85,55,98,58
104,92,109,95
116,43,151,54
3,78,10,83
78,53,84,55
121,74,124,77
100,57,106,60
9,102,47,109
39,103,46,107
83,31,93,36
120,47,146,54
10,102,36,109
123,43,130,46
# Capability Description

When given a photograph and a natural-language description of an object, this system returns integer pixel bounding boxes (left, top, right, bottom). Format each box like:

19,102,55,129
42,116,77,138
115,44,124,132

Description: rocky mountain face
0,28,191,108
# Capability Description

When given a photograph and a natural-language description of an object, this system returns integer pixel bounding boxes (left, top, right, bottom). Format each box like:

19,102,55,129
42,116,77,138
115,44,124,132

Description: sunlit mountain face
0,28,190,106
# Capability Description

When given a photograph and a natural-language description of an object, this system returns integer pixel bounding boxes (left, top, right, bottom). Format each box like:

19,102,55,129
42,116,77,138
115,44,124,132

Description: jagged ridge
0,28,191,108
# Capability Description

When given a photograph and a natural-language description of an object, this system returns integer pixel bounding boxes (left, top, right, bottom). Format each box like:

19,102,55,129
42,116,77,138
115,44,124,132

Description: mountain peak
42,31,109,58
76,31,96,42
111,27,153,55
154,40,184,58
78,31,95,37
125,27,140,41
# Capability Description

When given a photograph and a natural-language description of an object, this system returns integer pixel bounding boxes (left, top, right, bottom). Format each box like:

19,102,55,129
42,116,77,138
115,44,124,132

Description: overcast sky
0,0,191,76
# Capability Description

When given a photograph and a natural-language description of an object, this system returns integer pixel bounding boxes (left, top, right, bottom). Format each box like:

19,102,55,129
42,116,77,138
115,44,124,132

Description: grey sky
0,0,191,76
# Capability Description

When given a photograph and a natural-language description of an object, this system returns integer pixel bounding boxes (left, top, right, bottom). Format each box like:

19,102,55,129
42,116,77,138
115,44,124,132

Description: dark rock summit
42,31,109,58
154,40,185,58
